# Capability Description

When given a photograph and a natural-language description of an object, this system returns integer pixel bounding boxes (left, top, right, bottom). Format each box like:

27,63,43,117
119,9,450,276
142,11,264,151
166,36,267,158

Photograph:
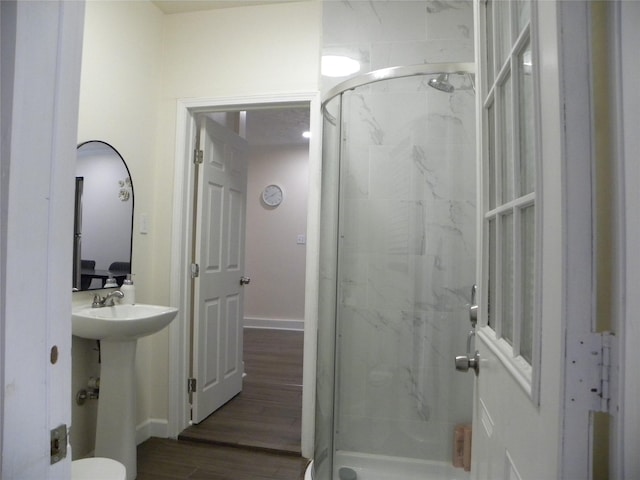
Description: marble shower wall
321,0,476,464
322,0,474,93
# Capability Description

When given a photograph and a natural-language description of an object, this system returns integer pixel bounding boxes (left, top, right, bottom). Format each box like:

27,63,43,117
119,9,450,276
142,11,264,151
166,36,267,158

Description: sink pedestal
72,303,179,480
95,339,138,480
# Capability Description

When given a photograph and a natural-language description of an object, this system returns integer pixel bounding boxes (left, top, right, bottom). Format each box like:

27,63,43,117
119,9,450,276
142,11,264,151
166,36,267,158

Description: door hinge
187,378,197,393
568,331,617,414
190,263,200,278
194,149,204,165
50,424,68,464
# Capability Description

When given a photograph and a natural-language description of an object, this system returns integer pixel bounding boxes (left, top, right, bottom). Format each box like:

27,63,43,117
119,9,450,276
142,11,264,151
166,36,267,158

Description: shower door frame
322,62,476,108
318,62,476,478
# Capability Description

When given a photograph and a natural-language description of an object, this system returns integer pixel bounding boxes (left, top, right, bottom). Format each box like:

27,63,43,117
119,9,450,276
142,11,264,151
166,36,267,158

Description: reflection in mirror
73,141,134,291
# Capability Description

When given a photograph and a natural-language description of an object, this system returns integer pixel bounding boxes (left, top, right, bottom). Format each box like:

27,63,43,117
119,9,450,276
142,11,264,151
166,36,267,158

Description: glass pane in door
500,73,514,203
486,0,495,87
501,213,513,343
488,217,496,329
495,0,511,69
516,0,531,33
518,40,535,195
488,101,496,210
520,205,535,362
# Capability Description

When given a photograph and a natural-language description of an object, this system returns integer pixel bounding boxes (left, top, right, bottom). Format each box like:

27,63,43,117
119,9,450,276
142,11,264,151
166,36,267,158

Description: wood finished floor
136,438,308,480
137,328,307,480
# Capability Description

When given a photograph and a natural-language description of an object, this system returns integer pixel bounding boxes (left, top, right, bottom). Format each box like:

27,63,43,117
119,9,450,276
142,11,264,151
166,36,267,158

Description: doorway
167,93,322,460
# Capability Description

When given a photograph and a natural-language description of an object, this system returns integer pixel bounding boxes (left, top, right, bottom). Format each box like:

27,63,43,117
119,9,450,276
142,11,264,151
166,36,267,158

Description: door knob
240,276,251,286
455,351,479,375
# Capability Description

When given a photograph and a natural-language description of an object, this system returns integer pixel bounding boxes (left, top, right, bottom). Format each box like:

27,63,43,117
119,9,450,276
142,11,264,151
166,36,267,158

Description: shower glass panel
315,65,476,480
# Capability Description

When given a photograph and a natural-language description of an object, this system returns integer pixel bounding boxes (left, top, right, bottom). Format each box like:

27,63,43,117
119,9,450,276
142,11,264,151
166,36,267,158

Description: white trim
244,317,304,331
617,1,640,477
167,102,196,440
504,450,524,480
554,2,598,478
168,92,321,461
484,192,535,218
477,327,533,396
529,0,544,411
135,418,168,445
301,92,322,459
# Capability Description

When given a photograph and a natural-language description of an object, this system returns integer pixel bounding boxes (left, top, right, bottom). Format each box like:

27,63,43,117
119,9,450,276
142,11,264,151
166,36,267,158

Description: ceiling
151,0,304,15
207,107,310,147
245,107,310,146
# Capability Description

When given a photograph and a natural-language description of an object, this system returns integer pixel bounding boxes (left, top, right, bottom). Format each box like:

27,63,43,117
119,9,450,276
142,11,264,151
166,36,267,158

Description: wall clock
262,184,283,207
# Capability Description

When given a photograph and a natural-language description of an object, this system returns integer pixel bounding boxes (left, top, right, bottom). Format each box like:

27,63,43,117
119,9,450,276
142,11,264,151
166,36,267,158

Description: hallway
136,328,307,479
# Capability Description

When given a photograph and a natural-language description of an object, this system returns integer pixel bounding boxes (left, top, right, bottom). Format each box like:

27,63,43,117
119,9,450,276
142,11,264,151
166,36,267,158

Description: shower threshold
333,451,470,480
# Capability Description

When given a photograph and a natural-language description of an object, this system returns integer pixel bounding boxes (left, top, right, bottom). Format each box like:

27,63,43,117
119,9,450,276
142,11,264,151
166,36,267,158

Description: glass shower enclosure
314,64,477,480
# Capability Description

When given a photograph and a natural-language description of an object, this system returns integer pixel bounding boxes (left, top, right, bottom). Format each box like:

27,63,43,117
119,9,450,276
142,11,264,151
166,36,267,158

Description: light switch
140,213,148,234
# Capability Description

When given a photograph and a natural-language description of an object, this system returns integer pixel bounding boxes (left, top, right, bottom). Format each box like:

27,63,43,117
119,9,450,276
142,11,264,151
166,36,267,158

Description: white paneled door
2,1,84,478
191,116,249,424
470,1,601,479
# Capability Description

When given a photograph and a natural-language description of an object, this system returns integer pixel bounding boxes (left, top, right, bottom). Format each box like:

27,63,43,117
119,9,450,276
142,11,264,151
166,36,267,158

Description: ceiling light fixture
321,55,360,78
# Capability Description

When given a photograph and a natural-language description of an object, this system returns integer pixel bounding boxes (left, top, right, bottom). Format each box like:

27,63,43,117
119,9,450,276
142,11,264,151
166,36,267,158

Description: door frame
617,0,640,476
167,92,322,459
522,1,635,477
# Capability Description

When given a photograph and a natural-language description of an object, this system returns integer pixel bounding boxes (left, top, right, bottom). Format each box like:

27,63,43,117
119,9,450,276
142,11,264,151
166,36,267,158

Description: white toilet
72,457,126,480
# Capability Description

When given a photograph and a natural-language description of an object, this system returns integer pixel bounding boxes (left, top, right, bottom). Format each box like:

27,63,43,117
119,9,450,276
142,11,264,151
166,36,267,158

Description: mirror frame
73,140,134,291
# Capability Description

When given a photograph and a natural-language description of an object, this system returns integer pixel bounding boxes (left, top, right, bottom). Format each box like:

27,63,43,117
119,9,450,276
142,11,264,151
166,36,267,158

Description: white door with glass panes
468,1,599,478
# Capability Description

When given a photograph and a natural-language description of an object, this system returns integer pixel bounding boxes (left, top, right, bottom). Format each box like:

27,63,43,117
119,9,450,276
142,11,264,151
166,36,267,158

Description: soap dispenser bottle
121,274,135,305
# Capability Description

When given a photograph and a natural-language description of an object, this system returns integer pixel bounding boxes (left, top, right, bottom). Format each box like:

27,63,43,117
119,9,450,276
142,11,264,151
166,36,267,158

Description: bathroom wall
74,0,321,449
320,0,476,463
244,143,309,328
73,0,163,458
152,0,321,422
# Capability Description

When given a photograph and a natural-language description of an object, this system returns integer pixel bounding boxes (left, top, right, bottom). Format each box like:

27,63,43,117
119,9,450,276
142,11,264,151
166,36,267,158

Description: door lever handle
469,284,478,327
240,276,251,286
455,329,479,375
466,329,475,354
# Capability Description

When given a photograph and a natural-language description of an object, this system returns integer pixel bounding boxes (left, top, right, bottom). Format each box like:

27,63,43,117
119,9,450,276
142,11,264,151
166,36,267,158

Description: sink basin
72,303,178,340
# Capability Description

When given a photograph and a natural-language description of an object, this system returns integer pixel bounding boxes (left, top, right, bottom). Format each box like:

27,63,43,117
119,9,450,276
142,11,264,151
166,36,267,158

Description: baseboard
136,418,168,445
243,316,304,331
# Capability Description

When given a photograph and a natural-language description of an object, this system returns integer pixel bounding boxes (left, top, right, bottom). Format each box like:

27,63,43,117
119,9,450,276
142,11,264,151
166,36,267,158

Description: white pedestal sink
72,303,178,480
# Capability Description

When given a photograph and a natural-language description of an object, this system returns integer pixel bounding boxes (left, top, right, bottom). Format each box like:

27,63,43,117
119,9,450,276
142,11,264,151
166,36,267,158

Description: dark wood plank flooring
137,437,308,480
137,328,307,479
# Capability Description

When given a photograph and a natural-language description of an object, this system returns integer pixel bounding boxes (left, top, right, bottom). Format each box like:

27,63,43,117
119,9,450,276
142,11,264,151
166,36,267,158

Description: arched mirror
73,141,134,291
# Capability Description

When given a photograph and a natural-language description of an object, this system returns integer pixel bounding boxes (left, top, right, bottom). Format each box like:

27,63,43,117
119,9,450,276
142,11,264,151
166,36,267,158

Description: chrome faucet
92,290,124,308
